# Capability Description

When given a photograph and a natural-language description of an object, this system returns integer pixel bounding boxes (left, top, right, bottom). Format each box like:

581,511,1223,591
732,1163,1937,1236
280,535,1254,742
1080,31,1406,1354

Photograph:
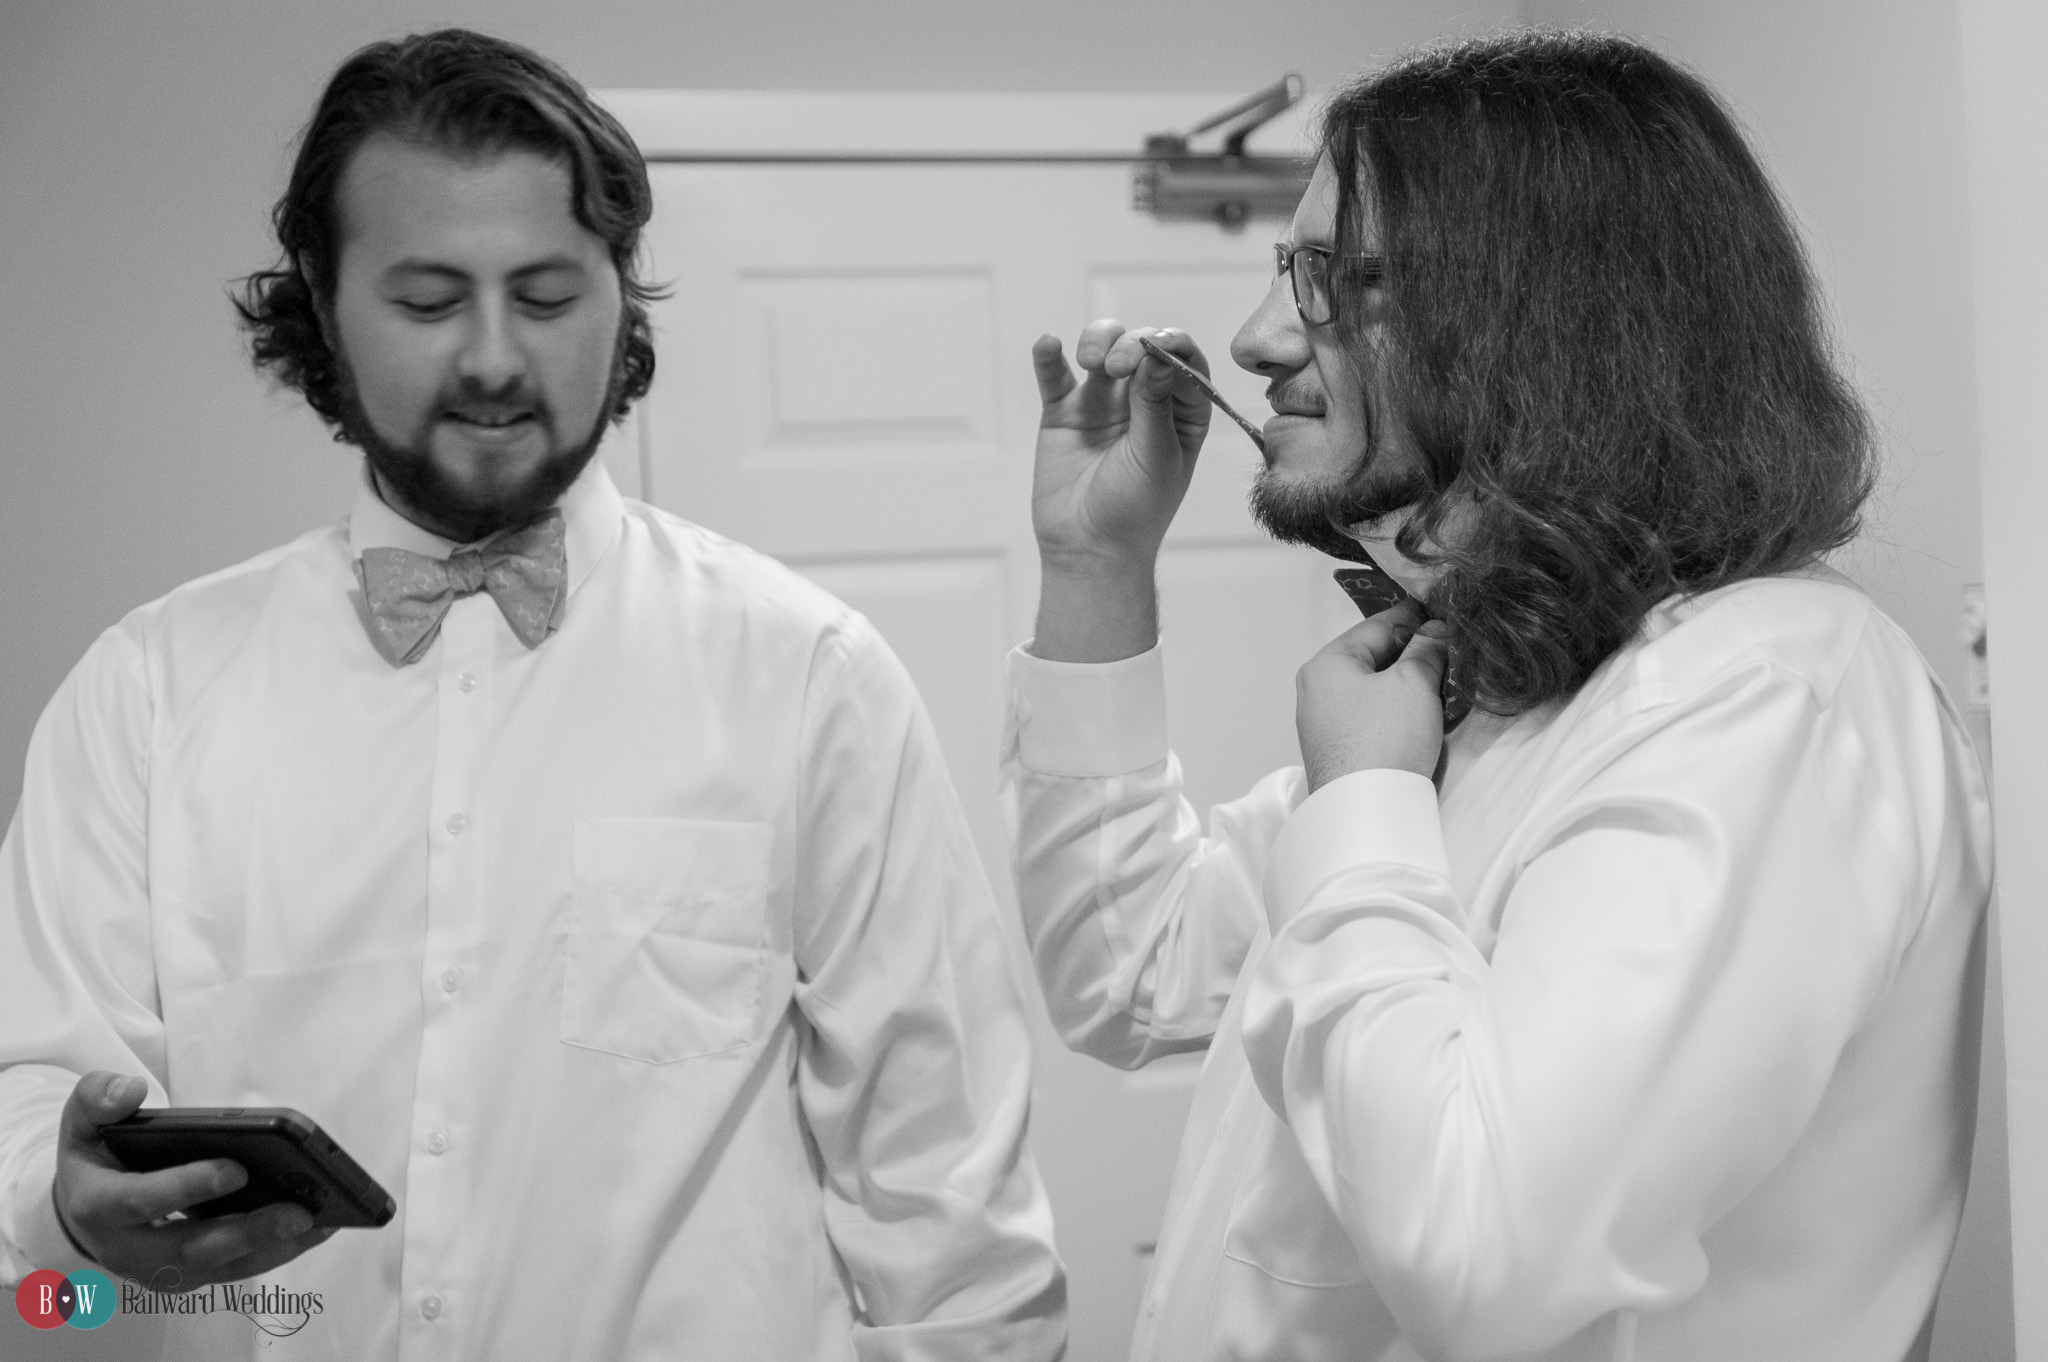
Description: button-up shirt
0,462,1064,1361
1003,570,1990,1361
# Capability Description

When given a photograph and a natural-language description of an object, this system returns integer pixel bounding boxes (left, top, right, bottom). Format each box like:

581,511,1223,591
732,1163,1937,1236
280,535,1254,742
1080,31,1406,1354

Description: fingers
106,1210,334,1296
1322,599,1427,673
1031,334,1077,405
1072,318,1129,372
75,1154,248,1227
175,1202,317,1271
180,1223,337,1287
1065,321,1211,388
1394,619,1452,688
1041,321,1212,462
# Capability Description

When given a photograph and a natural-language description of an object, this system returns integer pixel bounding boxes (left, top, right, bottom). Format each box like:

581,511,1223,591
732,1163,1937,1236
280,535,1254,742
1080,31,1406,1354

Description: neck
367,466,491,546
1343,513,1441,602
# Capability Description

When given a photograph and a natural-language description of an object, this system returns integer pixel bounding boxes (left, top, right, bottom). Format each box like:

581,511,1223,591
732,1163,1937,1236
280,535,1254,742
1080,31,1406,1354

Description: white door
603,90,1355,1362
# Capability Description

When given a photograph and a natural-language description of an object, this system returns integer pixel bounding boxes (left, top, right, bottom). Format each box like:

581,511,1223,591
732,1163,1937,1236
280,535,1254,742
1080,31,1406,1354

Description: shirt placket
399,593,496,1360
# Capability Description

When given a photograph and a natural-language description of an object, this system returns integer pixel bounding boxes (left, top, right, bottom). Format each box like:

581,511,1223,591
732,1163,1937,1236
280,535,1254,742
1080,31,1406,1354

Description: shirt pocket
1222,1108,1371,1288
561,817,773,1064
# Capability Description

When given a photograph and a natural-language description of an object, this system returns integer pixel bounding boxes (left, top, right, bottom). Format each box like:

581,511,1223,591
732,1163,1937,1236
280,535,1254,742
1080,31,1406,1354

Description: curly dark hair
235,28,661,431
1322,30,1876,715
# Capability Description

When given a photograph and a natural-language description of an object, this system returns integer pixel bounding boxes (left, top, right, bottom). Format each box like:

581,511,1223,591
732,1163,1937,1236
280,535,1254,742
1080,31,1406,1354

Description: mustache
440,382,551,421
1263,379,1326,415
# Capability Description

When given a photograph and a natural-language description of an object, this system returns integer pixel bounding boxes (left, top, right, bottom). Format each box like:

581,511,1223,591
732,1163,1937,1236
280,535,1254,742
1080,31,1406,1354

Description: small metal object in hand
1137,335,1267,453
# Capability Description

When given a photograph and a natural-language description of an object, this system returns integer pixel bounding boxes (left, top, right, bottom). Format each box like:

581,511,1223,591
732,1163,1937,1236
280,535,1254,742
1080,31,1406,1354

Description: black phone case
101,1108,396,1229
1331,564,1474,730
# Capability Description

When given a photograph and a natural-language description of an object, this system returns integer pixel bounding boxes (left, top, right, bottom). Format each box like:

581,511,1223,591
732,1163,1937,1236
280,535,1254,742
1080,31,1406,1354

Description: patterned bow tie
354,511,568,667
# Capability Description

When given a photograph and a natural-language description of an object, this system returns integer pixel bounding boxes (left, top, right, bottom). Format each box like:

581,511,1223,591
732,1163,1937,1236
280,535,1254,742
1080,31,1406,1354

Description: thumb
1328,599,1426,672
1128,341,1204,457
1395,619,1452,687
62,1071,146,1144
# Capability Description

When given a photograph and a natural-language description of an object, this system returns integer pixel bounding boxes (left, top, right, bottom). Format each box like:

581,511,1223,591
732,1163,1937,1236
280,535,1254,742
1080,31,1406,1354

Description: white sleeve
1000,641,1299,1070
0,625,171,1284
790,619,1065,1361
1240,656,1943,1359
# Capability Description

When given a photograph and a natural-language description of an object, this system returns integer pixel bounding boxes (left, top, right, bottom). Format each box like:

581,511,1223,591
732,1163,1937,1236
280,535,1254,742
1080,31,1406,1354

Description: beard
1247,451,1432,563
332,336,626,544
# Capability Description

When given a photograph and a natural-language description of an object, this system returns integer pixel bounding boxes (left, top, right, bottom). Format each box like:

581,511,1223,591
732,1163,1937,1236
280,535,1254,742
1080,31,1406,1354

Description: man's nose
456,296,527,392
1230,274,1311,377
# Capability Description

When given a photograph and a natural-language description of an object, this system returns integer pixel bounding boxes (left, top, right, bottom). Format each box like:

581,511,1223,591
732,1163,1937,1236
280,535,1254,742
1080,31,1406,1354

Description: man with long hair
1009,30,1990,1360
0,29,1063,1358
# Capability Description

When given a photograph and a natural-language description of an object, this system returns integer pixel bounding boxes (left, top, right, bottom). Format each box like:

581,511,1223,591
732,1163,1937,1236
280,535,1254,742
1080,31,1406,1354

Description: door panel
741,269,1001,463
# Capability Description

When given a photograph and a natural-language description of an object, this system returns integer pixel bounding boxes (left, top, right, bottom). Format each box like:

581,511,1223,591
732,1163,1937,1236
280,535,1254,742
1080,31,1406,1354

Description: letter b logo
15,1268,115,1330
14,1270,68,1329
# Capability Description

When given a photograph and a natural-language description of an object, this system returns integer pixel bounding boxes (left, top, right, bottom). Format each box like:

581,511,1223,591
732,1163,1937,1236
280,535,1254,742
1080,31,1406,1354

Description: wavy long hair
1324,31,1875,715
235,29,661,431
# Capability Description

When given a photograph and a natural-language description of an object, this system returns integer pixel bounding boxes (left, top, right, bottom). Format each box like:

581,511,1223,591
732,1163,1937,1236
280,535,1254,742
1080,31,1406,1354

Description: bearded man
1008,30,1991,1361
0,29,1063,1360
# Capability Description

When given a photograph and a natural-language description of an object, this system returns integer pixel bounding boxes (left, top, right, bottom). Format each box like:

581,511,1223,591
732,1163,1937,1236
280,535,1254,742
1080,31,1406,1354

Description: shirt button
426,1129,449,1155
440,967,461,995
456,671,478,692
421,1294,443,1321
446,812,468,836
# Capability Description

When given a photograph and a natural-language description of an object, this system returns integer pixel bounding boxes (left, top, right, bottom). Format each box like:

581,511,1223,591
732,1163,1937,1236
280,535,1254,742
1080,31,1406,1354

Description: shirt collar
345,456,624,601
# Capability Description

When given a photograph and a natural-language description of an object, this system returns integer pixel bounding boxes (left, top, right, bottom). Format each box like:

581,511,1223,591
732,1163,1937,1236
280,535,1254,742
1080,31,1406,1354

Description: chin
1258,426,1338,479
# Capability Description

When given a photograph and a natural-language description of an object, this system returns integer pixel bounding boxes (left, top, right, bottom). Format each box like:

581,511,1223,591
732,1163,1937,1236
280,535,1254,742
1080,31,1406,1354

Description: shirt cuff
1262,768,1447,928
10,1139,94,1276
1007,642,1170,777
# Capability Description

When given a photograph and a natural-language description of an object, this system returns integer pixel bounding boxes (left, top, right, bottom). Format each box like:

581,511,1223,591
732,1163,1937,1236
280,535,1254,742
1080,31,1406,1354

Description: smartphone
100,1108,396,1229
1331,562,1474,730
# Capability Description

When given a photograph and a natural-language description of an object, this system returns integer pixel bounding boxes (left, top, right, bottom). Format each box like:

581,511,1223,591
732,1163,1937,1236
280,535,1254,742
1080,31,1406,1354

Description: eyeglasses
1274,244,1386,326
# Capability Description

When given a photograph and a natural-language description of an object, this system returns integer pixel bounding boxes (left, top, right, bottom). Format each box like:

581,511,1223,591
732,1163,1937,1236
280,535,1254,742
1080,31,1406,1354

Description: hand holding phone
50,1072,374,1291
102,1107,394,1228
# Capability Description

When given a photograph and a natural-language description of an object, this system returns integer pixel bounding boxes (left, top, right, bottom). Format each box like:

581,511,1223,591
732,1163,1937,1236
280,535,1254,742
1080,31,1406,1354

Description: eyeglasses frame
1273,243,1386,326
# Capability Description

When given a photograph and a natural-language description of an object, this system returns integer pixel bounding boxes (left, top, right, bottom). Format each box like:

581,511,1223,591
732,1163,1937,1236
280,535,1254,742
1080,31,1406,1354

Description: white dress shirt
0,461,1064,1361
1002,570,1991,1362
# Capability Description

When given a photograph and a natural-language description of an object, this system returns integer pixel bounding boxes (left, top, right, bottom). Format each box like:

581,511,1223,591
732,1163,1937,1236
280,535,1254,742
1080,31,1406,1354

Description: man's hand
51,1072,335,1292
1029,321,1213,663
1296,604,1449,790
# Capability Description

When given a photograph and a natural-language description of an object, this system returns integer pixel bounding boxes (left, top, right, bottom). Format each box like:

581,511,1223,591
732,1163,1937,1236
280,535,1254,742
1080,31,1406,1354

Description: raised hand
1031,321,1212,571
1029,321,1215,662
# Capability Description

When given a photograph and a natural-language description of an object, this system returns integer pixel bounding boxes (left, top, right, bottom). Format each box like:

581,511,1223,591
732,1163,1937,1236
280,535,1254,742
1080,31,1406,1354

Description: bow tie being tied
355,511,568,667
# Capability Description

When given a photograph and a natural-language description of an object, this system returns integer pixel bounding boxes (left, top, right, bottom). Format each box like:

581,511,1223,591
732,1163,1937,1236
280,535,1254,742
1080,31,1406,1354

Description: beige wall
0,0,2014,1355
